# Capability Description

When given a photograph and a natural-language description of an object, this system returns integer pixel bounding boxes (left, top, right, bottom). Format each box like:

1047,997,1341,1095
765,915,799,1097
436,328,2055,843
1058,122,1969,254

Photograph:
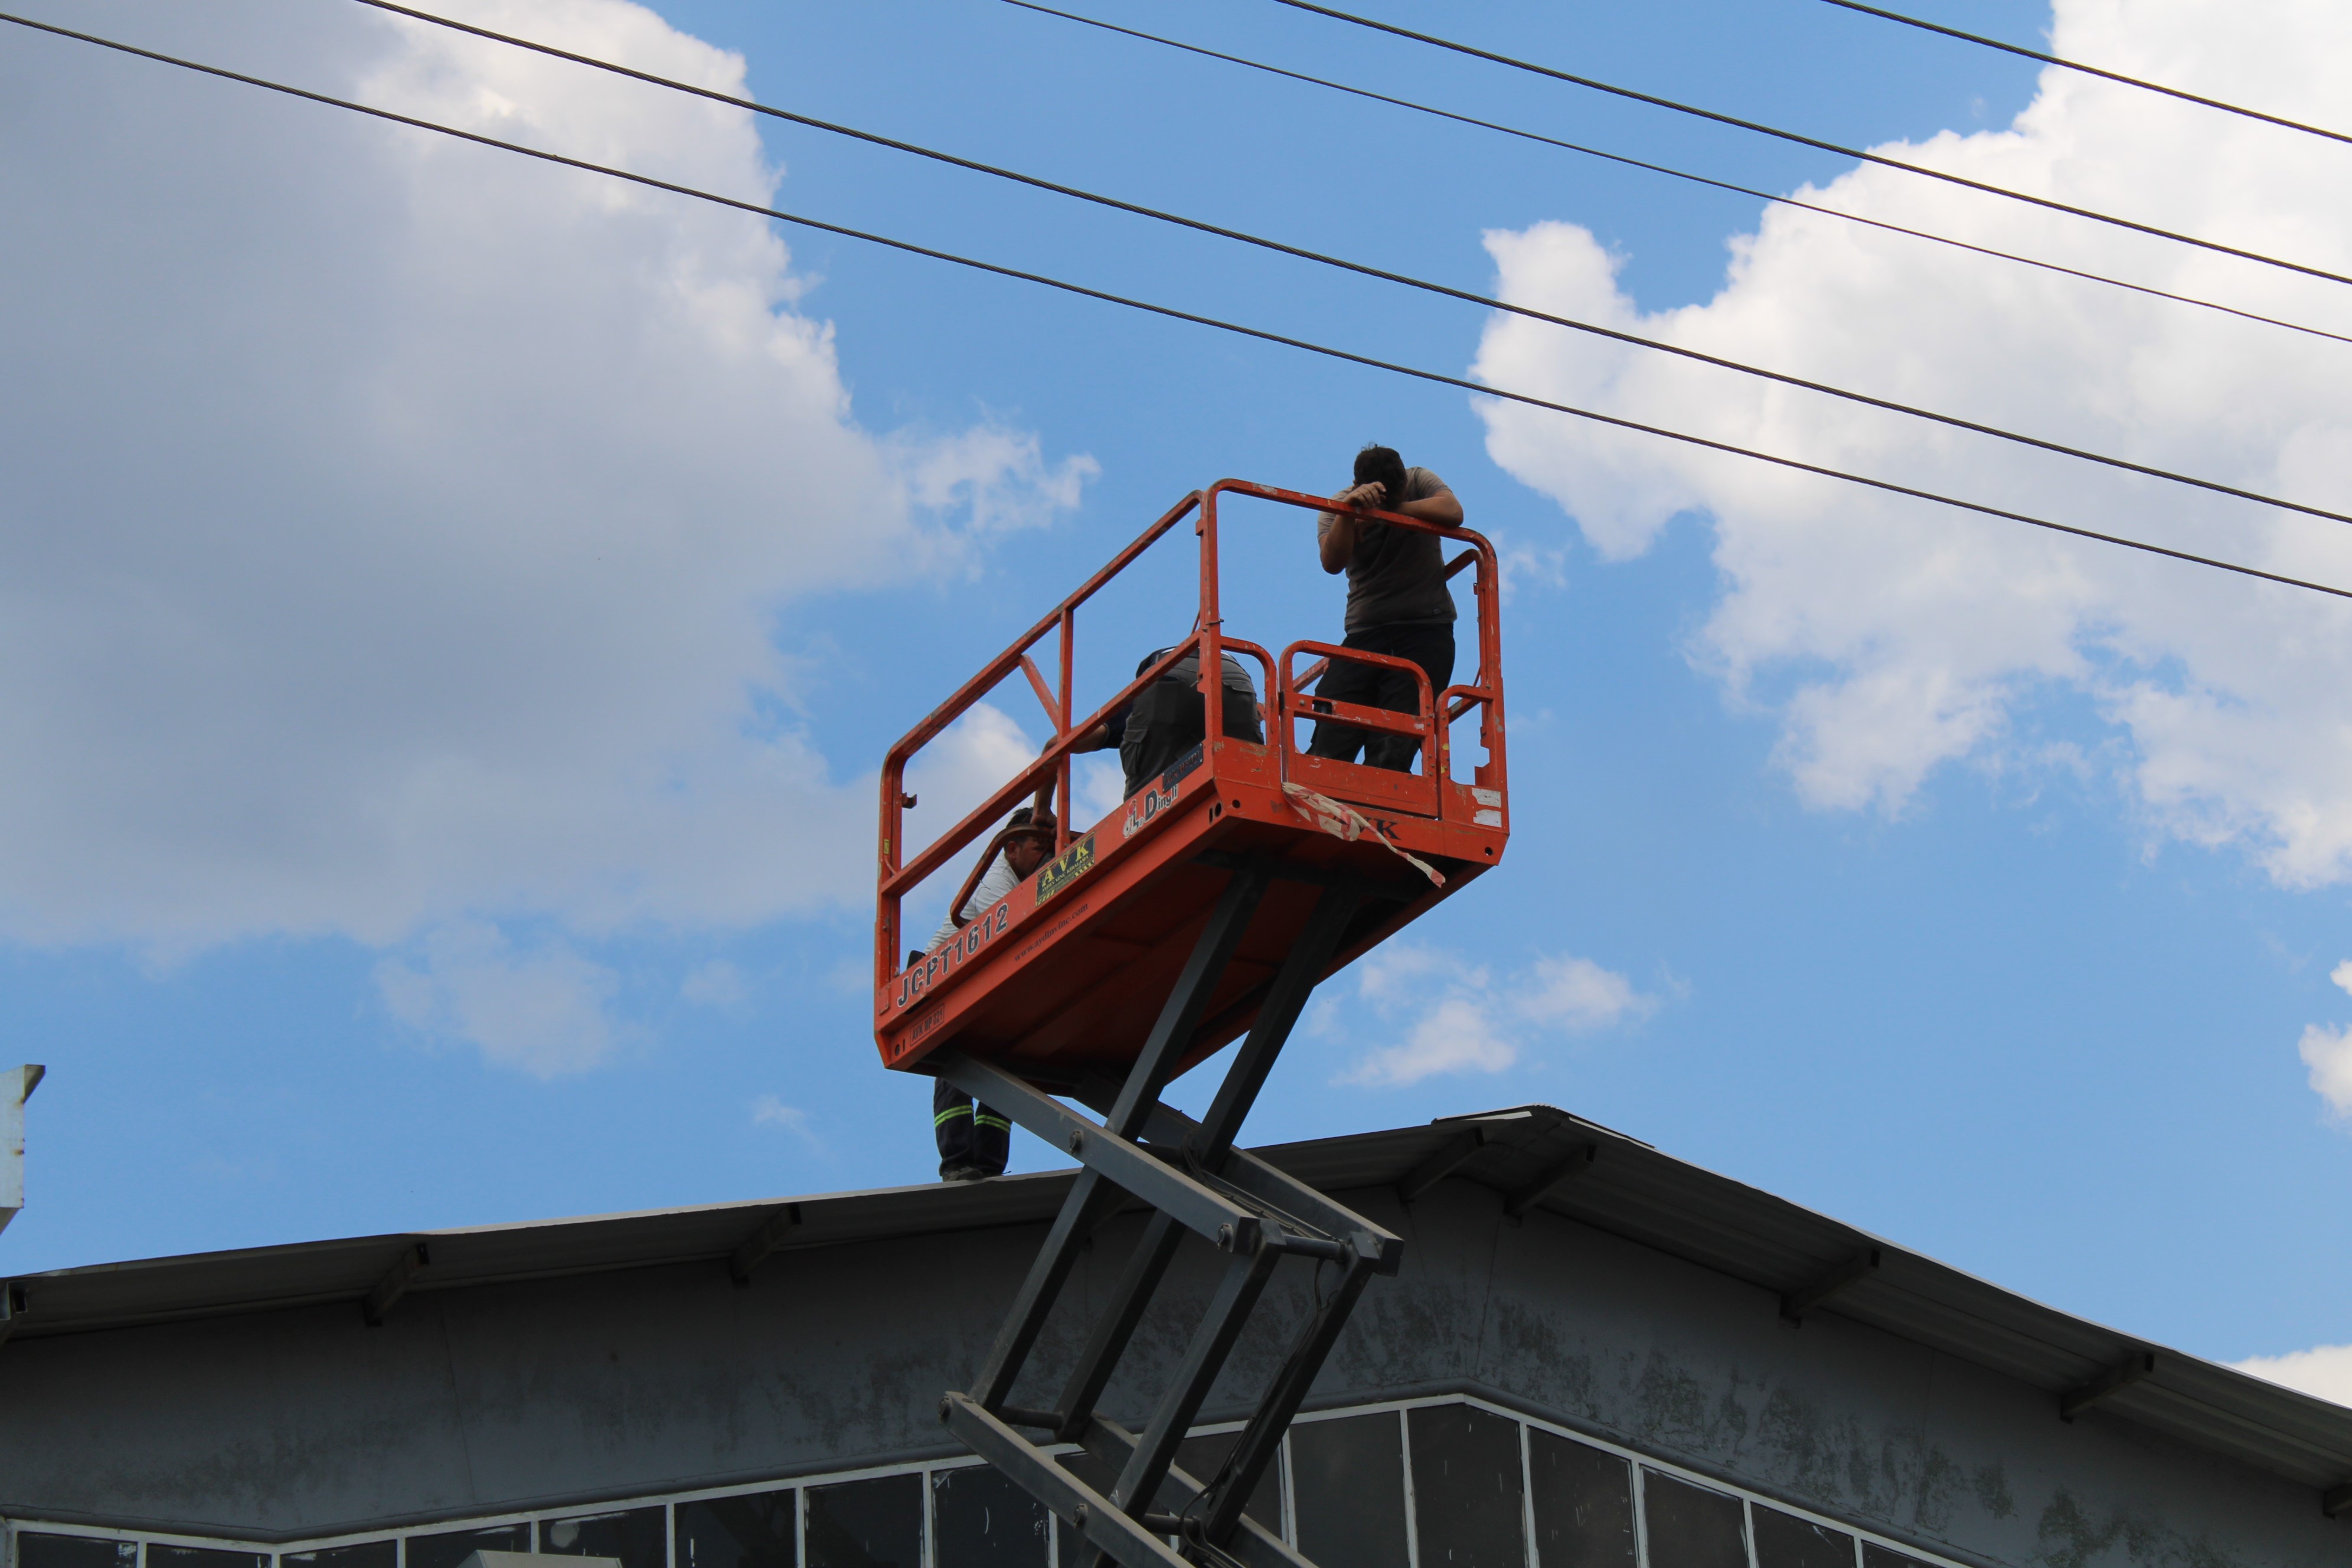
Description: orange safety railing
874,479,1507,993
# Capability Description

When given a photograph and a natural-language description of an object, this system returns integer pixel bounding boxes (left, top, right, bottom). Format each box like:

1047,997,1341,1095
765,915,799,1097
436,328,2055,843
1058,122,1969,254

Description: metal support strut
933,859,1403,1568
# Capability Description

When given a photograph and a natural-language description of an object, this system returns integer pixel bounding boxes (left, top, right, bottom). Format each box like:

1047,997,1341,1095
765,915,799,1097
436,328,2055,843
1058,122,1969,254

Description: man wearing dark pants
1307,445,1464,771
923,807,1055,1181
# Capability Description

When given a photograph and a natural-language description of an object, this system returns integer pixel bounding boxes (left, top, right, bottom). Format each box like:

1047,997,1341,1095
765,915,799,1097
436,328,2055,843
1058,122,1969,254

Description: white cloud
2232,1343,2352,1409
2294,959,2352,1118
1336,942,1653,1087
2300,1020,2352,1119
377,921,622,1077
1472,0,2352,874
0,0,1089,960
680,959,749,1008
891,422,1102,540
750,1093,821,1149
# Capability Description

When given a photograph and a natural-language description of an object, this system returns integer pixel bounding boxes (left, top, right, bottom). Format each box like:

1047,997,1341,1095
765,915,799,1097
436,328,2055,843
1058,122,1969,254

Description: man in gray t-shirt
1306,445,1464,772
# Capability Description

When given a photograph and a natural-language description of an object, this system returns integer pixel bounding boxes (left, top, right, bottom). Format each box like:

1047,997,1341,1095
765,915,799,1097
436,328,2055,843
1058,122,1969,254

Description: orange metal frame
874,479,1510,1080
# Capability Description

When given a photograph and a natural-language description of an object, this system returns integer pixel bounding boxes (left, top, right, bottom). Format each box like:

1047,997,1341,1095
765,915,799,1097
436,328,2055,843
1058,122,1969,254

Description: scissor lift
875,480,1510,1567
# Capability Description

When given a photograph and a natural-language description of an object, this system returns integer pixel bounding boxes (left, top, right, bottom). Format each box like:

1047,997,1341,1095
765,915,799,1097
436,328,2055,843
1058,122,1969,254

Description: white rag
1280,783,1446,887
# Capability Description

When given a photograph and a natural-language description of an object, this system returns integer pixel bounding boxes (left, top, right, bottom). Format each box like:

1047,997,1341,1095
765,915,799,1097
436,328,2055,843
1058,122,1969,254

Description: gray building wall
0,1177,2337,1568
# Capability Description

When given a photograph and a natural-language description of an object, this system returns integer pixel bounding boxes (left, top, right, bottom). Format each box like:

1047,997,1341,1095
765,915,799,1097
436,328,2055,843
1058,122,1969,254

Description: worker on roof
923,806,1056,1182
1073,645,1263,799
1308,445,1464,772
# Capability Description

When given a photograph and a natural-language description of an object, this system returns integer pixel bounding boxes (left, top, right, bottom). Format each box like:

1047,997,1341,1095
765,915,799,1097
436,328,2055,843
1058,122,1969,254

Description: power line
1004,0,2352,349
1814,0,2352,149
1272,0,2352,290
344,0,2352,534
4,9,2346,607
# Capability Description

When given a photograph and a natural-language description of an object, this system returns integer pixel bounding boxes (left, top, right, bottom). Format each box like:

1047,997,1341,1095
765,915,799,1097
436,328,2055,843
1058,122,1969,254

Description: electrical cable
1272,0,2352,290
6,9,2348,607
344,0,2352,534
1813,0,2352,149
1003,0,2352,351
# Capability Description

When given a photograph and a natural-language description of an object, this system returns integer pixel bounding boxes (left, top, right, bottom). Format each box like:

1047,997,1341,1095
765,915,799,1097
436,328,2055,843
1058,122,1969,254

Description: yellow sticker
1035,834,1097,905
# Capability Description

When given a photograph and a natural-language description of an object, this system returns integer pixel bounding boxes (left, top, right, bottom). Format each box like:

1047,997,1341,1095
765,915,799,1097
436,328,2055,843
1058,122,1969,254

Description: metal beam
1201,1249,1378,1549
973,1167,1126,1408
1080,1416,1314,1568
1399,1128,1488,1206
727,1204,801,1286
1780,1247,1881,1326
361,1242,429,1327
2323,1480,2352,1518
937,1054,1263,1255
1138,1102,1402,1274
2061,1351,2155,1422
1108,1244,1283,1524
1106,866,1271,1136
942,1394,1190,1568
1503,1141,1598,1219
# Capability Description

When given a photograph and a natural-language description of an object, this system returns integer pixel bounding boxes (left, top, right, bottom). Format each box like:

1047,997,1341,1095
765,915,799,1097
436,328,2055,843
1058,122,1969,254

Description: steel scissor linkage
932,861,1402,1568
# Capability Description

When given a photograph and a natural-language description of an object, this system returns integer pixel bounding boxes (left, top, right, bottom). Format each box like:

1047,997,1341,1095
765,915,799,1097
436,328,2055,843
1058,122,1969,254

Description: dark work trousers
933,1076,1010,1178
1305,622,1456,772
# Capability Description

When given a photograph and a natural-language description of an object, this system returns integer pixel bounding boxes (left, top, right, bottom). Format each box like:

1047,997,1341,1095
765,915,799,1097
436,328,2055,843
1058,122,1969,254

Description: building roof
5,1105,2347,1504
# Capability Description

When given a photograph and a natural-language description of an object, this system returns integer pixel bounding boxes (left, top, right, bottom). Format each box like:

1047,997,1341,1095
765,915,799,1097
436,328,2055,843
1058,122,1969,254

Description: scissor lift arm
936,860,1402,1568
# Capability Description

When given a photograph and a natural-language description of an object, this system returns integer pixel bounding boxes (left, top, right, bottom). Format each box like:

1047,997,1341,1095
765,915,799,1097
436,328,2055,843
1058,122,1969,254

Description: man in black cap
1308,444,1464,771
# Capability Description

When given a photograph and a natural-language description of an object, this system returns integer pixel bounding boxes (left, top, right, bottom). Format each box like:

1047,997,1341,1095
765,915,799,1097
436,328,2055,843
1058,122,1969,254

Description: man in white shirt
927,806,1056,1181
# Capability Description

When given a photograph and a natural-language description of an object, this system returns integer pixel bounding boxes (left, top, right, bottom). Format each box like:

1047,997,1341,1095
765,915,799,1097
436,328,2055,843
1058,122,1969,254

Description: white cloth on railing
1280,783,1446,887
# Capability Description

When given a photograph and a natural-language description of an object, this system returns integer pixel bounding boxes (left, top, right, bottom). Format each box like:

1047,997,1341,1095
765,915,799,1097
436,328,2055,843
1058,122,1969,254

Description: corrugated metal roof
5,1105,2346,1502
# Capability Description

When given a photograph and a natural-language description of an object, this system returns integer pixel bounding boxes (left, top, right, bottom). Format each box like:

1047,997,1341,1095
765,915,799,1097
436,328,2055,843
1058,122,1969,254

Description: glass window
1527,1430,1635,1568
1172,1430,1281,1534
932,1465,1048,1568
1641,1474,1746,1568
17,1536,138,1568
1290,1412,1409,1568
1753,1506,1854,1568
283,1546,394,1568
805,1473,922,1568
149,1550,266,1568
1054,1452,1119,1568
677,1489,797,1568
1408,1404,1527,1568
541,1508,665,1568
407,1524,529,1568
1862,1548,1930,1568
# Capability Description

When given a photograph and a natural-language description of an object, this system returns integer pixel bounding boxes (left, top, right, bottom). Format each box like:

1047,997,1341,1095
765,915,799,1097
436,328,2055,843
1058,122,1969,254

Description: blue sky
4,0,2350,1394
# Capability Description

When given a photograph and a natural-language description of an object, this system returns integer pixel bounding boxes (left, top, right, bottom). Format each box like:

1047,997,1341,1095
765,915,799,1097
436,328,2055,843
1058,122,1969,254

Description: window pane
1753,1507,1854,1568
1527,1430,1635,1568
1054,1451,1119,1568
17,1536,138,1568
1290,1412,1409,1568
1641,1474,1746,1568
542,1508,665,1568
1408,1404,1527,1568
1861,1548,1930,1568
149,1549,267,1568
932,1465,1048,1568
407,1524,529,1568
677,1489,797,1568
805,1473,922,1568
1172,1430,1281,1534
284,1546,395,1568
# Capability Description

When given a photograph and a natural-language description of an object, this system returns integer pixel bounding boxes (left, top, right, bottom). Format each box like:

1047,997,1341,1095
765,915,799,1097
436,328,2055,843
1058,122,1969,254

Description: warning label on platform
1035,833,1096,906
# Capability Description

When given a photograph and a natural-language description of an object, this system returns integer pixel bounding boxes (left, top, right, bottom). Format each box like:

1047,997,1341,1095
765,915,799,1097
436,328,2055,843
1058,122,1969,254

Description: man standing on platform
924,806,1056,1182
1308,445,1464,771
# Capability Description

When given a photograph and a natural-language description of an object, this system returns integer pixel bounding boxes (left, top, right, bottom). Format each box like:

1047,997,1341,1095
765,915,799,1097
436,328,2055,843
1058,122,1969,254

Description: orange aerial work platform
874,478,1511,1568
